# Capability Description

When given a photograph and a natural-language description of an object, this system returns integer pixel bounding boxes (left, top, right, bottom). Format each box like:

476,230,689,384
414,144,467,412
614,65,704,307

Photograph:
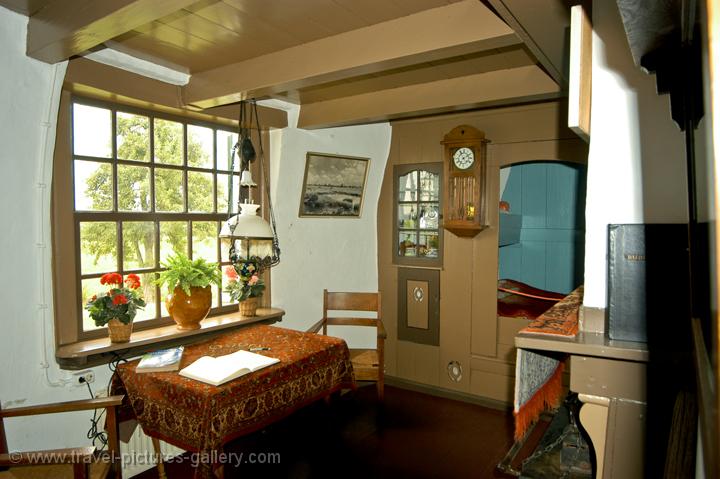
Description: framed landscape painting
299,152,369,217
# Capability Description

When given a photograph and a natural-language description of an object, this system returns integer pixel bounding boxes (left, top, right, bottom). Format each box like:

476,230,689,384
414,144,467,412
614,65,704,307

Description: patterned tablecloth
513,286,583,441
111,325,354,473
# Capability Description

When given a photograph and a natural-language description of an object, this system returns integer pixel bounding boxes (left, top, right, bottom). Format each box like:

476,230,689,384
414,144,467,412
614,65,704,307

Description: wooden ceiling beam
485,0,570,86
184,0,521,109
64,58,287,129
296,65,561,129
27,0,199,63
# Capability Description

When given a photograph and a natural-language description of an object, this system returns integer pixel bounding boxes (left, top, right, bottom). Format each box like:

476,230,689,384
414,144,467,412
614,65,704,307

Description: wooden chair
0,395,124,479
308,290,386,400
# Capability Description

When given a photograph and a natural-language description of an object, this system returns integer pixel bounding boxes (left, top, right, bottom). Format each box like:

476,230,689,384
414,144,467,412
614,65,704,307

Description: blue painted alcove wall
498,162,587,294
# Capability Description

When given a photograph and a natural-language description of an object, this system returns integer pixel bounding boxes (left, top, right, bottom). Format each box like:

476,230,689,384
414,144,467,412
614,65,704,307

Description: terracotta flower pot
107,318,133,343
239,297,259,317
166,285,212,330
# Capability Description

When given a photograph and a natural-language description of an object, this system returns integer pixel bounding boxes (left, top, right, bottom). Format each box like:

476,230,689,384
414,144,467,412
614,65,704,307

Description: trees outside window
72,100,240,333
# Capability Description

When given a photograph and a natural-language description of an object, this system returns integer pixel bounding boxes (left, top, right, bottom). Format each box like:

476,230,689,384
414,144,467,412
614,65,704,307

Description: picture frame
299,152,370,218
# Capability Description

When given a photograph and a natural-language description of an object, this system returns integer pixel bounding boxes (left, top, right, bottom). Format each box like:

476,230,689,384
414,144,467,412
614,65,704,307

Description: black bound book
606,224,689,343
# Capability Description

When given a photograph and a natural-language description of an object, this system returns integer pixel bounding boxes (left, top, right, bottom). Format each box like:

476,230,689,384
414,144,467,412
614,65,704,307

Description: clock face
452,147,474,170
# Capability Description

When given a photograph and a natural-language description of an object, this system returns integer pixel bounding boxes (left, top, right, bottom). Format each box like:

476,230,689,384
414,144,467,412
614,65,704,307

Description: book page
179,350,279,386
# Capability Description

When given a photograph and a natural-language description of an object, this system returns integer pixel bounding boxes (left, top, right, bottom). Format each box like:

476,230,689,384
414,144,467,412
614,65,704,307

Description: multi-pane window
393,163,443,267
72,100,241,333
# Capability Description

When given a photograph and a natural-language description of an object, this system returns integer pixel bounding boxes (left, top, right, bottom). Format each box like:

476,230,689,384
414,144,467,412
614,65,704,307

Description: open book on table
179,349,280,386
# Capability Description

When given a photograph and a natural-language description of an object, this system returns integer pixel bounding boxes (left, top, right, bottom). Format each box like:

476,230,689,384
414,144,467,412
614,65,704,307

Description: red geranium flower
112,294,129,305
124,274,141,289
101,272,123,286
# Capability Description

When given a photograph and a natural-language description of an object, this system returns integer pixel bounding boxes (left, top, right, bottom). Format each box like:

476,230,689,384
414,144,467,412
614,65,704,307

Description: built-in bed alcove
496,160,587,327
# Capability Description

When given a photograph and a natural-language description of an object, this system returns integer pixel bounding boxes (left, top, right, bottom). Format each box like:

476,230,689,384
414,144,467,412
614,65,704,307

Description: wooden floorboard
133,384,517,478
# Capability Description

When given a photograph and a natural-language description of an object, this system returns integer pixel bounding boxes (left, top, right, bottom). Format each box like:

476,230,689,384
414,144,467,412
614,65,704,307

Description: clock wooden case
441,125,489,238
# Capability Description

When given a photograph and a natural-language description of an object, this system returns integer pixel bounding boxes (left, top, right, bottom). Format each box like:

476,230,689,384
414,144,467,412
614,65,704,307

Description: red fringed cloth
513,286,584,441
111,325,355,477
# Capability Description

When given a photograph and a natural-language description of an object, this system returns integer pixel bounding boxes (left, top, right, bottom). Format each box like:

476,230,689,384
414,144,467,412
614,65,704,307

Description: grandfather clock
441,125,489,238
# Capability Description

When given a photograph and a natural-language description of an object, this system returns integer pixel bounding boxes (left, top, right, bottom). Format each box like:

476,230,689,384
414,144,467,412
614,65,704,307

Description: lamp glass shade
240,170,257,187
219,203,273,239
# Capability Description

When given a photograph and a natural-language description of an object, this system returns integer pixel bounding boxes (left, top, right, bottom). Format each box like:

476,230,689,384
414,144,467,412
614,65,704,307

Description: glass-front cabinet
393,163,443,267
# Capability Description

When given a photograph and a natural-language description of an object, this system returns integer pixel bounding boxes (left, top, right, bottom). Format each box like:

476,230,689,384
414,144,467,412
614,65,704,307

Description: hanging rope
252,99,281,267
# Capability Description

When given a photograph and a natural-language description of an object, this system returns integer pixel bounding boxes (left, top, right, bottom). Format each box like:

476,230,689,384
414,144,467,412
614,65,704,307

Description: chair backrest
322,290,381,332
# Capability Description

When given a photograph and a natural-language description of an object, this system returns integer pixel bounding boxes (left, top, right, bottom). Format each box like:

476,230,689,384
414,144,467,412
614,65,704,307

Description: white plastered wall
269,106,391,348
583,1,688,308
0,7,113,452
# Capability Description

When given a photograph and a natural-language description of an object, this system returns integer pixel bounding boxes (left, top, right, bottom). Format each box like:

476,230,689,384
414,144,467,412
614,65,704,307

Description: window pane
418,204,439,229
419,170,439,201
117,112,150,162
117,165,151,212
73,104,112,158
81,277,104,332
217,130,239,171
398,171,417,201
418,232,439,258
398,204,417,229
134,272,158,323
80,222,117,274
155,168,184,212
188,171,214,212
122,221,156,270
217,173,239,213
160,221,188,263
192,221,217,262
188,124,214,168
220,238,231,262
74,160,113,211
398,232,417,257
222,268,238,306
154,119,184,165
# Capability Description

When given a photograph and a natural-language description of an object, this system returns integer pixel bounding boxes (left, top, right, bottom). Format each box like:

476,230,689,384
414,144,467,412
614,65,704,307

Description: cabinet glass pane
398,232,417,257
418,204,439,229
398,171,417,201
418,232,440,258
419,170,440,201
398,204,418,229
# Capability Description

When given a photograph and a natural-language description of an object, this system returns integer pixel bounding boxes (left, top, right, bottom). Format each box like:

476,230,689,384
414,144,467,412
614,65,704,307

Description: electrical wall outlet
74,370,95,384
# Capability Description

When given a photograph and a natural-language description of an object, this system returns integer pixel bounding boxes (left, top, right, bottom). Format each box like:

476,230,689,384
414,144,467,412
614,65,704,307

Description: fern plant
156,253,222,296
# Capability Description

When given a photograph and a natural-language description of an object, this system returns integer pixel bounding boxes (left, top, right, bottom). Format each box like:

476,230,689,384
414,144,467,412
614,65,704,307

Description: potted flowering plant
225,262,266,317
85,273,145,343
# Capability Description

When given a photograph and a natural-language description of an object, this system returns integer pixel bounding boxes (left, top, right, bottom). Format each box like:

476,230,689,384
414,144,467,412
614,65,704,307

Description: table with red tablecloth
111,324,354,476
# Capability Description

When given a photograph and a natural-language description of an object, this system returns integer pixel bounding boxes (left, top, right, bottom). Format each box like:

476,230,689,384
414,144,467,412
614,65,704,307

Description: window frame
53,93,260,345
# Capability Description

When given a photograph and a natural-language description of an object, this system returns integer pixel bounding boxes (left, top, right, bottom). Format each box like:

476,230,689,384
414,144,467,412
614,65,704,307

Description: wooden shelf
56,308,285,369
